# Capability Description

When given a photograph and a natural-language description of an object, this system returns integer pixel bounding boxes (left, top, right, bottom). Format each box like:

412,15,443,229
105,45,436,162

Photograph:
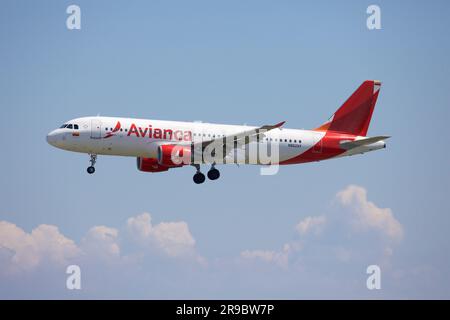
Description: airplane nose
46,130,58,146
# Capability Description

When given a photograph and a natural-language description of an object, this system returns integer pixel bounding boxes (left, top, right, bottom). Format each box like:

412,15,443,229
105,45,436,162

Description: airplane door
90,119,102,139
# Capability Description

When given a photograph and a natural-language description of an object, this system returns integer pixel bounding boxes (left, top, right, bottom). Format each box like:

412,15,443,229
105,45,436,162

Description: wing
199,121,285,150
181,121,286,161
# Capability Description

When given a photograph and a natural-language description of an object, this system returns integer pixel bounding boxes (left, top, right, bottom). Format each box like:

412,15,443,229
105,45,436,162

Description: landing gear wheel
207,168,220,180
193,172,206,184
87,154,97,175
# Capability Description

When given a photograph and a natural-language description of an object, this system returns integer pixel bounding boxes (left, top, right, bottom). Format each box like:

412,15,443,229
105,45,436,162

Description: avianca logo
104,121,192,141
104,121,121,139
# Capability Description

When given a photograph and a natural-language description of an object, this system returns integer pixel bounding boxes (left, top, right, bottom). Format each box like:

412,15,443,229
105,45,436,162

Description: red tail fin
314,80,381,136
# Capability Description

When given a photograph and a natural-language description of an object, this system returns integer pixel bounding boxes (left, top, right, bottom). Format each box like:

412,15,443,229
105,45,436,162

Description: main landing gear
87,154,97,174
207,166,220,181
192,164,220,184
192,164,205,184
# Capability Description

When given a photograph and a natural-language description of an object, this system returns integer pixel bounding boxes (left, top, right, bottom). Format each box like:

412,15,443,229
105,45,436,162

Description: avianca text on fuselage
104,121,193,141
46,80,390,184
126,123,192,141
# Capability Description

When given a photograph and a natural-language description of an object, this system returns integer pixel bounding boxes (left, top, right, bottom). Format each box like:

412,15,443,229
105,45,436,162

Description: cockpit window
67,124,73,129
74,124,79,130
60,124,67,128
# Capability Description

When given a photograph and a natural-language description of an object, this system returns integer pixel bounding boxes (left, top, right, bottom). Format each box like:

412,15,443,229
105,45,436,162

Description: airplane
46,80,389,184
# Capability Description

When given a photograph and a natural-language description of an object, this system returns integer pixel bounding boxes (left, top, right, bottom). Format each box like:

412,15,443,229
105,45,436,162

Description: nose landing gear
87,154,97,174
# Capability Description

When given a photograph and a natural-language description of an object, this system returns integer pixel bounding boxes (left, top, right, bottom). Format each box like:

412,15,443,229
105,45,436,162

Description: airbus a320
47,80,389,184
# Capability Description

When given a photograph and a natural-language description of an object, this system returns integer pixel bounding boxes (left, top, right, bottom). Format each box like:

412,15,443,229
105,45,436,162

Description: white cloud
126,213,197,258
81,226,120,258
296,215,327,236
241,185,403,270
241,243,291,269
336,185,404,241
0,189,409,298
0,213,202,276
0,221,80,273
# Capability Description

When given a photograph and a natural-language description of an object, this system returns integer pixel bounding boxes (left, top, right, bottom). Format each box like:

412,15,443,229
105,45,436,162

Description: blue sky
1,0,449,299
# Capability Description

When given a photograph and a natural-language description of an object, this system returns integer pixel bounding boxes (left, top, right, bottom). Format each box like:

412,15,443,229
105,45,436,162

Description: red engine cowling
136,157,169,172
157,144,191,167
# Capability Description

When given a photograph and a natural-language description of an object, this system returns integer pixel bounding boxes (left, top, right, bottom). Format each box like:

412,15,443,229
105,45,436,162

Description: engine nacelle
136,157,169,172
157,144,191,167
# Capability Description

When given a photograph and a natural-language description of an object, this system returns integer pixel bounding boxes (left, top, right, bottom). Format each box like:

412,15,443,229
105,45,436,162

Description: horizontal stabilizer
340,136,390,150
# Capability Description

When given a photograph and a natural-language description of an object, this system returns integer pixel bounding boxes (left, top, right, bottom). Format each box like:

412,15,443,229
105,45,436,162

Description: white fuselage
47,116,328,164
47,116,386,166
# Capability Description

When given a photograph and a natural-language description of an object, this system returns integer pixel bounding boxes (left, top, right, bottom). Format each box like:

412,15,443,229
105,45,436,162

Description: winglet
260,121,286,131
274,121,286,128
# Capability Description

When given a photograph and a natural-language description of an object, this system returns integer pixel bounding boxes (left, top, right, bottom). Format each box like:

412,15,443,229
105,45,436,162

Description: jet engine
136,157,169,172
157,144,191,167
